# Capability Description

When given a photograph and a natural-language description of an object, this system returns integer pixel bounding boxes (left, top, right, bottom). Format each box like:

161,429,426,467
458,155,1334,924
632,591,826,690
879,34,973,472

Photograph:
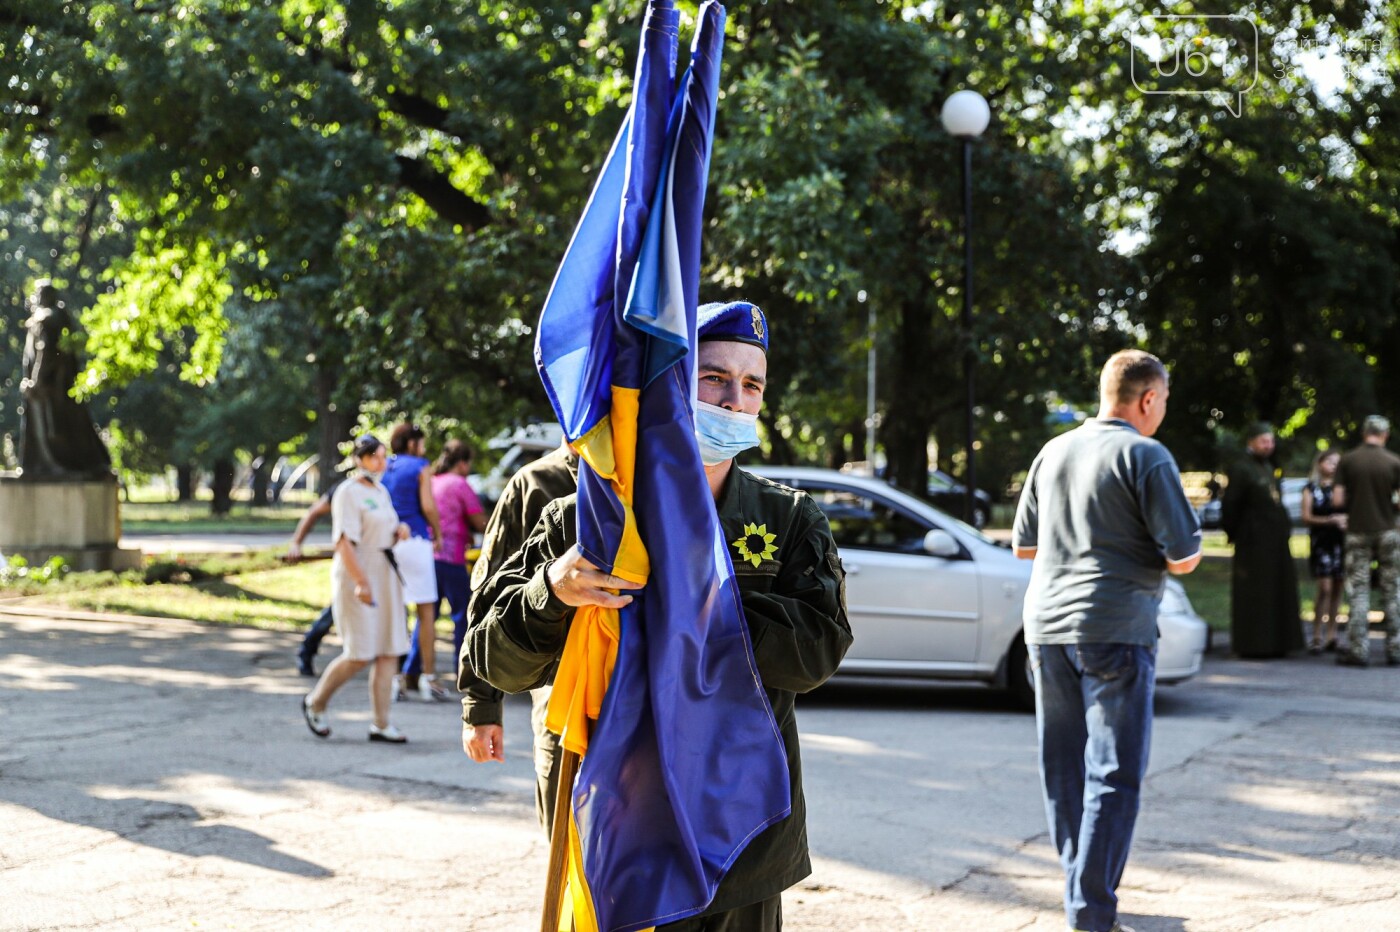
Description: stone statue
18,279,112,479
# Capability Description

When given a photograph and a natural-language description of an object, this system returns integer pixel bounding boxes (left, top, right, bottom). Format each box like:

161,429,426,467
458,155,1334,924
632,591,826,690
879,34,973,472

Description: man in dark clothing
458,441,578,836
465,301,852,930
1333,415,1400,667
1220,422,1303,658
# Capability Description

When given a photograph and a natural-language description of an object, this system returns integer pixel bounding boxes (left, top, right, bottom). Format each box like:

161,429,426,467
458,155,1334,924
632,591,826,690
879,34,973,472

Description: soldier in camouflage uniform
1335,415,1400,667
1341,531,1400,664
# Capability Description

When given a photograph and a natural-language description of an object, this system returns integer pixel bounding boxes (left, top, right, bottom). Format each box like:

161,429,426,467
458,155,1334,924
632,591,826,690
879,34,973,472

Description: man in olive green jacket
464,301,851,931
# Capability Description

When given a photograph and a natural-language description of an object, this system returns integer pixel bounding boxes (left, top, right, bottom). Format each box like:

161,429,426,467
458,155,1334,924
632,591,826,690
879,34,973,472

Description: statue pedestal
0,476,143,572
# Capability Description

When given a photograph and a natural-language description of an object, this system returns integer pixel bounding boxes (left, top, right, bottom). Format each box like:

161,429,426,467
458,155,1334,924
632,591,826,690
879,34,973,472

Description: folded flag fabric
533,3,791,930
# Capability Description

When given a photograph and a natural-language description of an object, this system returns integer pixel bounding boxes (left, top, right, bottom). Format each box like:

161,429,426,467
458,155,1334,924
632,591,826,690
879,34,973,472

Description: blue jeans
402,561,471,679
299,606,334,659
1031,643,1155,932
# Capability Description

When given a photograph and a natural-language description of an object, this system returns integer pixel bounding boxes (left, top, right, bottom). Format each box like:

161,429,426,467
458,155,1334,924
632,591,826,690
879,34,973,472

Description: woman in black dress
1302,449,1346,653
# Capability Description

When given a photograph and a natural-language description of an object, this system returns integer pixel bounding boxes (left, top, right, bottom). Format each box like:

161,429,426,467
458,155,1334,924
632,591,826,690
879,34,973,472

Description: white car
468,422,566,510
753,467,1209,708
1280,477,1308,526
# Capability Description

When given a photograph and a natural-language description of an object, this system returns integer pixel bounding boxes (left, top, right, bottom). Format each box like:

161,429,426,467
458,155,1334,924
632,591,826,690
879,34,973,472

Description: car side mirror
923,529,961,558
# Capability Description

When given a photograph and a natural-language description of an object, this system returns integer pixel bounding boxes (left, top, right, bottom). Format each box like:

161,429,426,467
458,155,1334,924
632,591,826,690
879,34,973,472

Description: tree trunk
884,294,937,495
844,417,867,470
176,464,195,502
211,459,235,516
315,361,356,495
759,409,795,465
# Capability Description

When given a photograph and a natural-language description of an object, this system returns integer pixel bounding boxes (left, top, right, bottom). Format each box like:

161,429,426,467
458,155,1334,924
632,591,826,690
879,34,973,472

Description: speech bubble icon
1129,14,1259,117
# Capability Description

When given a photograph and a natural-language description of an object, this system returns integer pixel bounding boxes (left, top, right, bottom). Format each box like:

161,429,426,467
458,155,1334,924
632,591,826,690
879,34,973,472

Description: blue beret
697,301,768,354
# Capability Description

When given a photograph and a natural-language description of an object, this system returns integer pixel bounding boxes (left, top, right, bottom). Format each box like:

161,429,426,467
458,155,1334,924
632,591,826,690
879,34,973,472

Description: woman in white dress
302,435,411,742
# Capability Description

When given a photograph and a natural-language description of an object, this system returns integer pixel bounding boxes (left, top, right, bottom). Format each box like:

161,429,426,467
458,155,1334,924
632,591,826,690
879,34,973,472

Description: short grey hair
1100,350,1168,406
1363,415,1390,437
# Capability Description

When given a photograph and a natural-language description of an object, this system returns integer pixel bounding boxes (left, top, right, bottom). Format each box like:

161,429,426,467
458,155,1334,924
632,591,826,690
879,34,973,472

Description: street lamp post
940,89,989,526
859,289,875,468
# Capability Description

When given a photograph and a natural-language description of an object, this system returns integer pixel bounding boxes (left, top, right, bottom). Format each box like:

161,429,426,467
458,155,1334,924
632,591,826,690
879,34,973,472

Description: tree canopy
3,1,1398,506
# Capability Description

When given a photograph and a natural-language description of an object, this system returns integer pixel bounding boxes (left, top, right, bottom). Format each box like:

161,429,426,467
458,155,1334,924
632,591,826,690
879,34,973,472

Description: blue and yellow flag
533,4,791,931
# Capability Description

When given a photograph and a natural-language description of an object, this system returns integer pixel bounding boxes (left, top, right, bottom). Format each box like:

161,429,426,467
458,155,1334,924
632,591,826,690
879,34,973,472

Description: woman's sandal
418,674,451,703
369,723,408,743
302,694,330,738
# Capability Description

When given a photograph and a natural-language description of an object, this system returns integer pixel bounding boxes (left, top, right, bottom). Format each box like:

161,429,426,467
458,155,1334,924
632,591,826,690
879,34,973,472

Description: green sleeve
458,479,529,719
743,496,853,694
459,668,504,726
464,497,577,694
469,480,531,592
459,463,577,719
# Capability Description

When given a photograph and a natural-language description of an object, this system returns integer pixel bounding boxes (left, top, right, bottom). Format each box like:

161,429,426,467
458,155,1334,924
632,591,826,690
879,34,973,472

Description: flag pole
540,747,582,932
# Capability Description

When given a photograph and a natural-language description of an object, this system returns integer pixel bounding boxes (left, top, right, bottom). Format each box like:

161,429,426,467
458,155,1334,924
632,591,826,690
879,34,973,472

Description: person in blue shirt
382,422,446,702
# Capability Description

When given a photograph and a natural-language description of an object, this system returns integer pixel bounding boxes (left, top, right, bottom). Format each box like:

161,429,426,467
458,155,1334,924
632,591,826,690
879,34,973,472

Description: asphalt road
2,609,1398,930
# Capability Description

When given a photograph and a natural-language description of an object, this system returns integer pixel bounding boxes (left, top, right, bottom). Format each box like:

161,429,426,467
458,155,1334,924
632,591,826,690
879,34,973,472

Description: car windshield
805,488,931,553
767,473,999,547
927,504,998,545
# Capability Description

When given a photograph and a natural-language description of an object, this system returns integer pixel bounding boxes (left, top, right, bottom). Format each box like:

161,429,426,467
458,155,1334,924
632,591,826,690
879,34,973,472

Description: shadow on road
5,781,332,877
792,657,1400,926
6,613,1397,929
1122,917,1187,931
0,613,528,887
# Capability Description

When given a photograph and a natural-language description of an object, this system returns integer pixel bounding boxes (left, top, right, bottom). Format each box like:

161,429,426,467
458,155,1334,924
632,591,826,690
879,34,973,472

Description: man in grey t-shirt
1012,350,1201,932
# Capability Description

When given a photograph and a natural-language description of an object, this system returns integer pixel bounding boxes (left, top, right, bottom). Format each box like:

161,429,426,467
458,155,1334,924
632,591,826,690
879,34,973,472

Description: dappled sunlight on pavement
2,610,1398,929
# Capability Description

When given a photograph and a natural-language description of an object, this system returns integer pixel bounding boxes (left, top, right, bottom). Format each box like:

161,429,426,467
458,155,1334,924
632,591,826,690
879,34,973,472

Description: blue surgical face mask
695,400,760,466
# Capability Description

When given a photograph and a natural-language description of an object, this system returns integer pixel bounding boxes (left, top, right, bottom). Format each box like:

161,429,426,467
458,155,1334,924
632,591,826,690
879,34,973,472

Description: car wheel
1007,635,1036,711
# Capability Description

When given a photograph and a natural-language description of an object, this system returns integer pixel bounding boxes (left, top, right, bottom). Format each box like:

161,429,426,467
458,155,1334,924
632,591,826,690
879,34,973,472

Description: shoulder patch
732,522,779,568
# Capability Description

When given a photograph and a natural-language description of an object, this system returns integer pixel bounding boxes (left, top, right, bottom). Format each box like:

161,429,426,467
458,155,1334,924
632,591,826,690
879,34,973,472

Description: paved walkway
2,607,1398,930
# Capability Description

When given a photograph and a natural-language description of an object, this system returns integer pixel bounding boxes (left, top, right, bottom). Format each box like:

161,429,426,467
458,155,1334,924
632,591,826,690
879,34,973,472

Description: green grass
0,523,1352,643
1175,555,1232,631
3,551,302,609
119,499,312,534
25,560,332,630
9,553,460,637
1199,530,1311,559
1180,536,1370,634
0,554,278,600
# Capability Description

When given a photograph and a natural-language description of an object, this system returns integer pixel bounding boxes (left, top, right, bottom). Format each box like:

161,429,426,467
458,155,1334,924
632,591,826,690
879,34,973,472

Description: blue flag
533,4,791,931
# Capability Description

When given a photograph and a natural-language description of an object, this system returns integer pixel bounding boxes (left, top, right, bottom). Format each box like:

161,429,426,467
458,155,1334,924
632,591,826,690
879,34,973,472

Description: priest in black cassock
1220,423,1304,658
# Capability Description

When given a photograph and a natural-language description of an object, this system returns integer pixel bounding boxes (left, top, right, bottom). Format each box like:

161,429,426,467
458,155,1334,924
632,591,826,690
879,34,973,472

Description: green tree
13,0,1394,502
0,1,625,495
709,3,1126,497
0,163,131,468
1082,2,1400,469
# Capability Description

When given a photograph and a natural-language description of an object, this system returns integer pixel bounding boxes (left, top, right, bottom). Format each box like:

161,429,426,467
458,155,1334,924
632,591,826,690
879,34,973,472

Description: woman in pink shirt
403,439,486,689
